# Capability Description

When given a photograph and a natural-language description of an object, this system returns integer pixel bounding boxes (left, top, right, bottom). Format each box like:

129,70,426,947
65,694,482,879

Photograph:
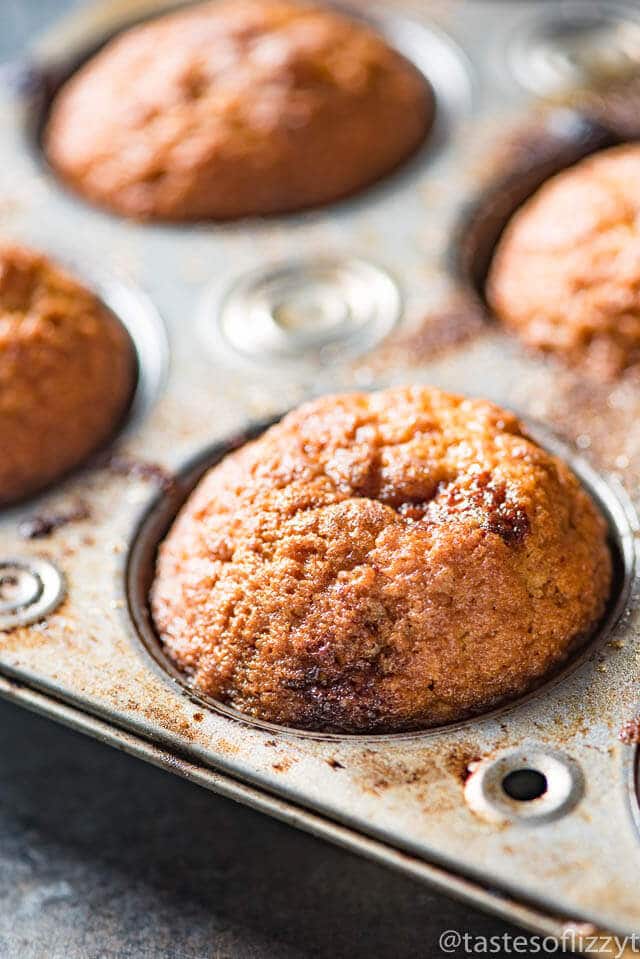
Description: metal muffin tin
3,0,640,943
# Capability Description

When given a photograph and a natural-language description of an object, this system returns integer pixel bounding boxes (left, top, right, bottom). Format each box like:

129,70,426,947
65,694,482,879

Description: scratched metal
2,0,640,943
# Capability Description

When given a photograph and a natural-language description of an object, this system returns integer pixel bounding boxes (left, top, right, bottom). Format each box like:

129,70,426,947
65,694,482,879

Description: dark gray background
0,698,540,959
0,2,575,957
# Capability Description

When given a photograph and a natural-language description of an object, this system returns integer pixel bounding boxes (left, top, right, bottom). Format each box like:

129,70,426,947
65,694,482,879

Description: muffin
0,244,135,505
151,387,611,733
487,144,640,378
44,0,433,221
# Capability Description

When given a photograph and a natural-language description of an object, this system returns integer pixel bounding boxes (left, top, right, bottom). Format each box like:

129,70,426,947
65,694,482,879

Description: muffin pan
3,0,640,943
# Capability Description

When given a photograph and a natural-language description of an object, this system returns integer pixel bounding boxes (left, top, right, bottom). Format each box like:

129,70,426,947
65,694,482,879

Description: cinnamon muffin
44,0,433,221
487,144,640,378
0,245,135,505
151,387,611,733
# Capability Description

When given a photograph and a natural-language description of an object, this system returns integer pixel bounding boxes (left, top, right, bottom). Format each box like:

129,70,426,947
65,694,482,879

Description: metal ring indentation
0,558,65,630
205,257,402,368
464,747,584,825
508,2,640,96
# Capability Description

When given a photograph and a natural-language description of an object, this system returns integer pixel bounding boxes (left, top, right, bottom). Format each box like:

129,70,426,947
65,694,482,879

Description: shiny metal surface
1,0,640,945
464,747,585,827
507,2,640,96
0,558,65,630
208,256,402,368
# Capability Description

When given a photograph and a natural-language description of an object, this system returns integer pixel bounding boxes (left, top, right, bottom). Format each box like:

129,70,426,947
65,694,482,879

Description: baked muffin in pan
45,0,433,221
488,144,640,379
0,244,135,505
151,387,611,733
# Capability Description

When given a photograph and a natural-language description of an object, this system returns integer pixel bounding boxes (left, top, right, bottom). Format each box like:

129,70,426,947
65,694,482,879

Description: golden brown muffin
0,245,135,504
487,144,640,378
151,387,611,733
43,0,432,221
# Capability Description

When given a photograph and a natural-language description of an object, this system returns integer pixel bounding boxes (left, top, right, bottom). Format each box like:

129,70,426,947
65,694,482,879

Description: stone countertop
0,697,552,959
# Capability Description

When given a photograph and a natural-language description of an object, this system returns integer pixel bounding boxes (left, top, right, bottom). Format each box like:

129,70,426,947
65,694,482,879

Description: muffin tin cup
127,413,636,743
73,262,169,442
3,0,640,942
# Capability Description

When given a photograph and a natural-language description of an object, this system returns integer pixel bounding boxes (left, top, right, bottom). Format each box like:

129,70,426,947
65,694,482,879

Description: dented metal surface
2,0,640,941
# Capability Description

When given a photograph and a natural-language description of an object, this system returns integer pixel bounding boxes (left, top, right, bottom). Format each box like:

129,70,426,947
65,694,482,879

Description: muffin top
487,144,640,379
44,0,432,221
151,387,611,733
0,244,135,504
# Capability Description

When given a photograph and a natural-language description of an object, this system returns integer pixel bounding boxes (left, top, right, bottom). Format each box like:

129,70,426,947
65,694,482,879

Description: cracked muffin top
0,244,135,505
487,144,640,379
151,387,611,733
44,0,433,221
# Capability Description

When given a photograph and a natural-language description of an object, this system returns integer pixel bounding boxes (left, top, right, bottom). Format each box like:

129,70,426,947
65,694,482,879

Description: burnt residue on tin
272,758,296,773
326,757,345,770
97,453,175,494
444,745,483,787
349,741,494,813
619,716,640,745
18,500,91,540
371,292,487,369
